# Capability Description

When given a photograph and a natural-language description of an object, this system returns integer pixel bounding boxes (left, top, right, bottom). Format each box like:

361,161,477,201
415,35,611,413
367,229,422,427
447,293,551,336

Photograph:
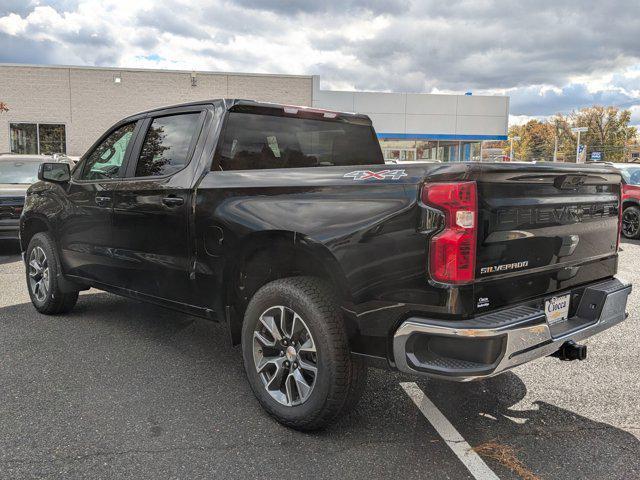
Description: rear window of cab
214,112,383,171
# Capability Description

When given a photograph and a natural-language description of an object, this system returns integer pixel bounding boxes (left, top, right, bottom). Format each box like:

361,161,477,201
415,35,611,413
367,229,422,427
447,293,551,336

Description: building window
9,123,37,154
9,123,66,155
38,124,66,155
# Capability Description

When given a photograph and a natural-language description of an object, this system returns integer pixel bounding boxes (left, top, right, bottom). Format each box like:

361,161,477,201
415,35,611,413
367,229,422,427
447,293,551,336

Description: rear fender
224,230,352,345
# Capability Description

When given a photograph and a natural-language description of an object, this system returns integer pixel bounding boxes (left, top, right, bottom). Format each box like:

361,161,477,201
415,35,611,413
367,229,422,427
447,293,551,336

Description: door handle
162,196,184,207
95,195,112,207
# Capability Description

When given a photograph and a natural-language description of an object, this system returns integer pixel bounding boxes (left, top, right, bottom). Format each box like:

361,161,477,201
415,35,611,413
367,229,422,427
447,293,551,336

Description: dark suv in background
0,156,47,240
0,154,75,241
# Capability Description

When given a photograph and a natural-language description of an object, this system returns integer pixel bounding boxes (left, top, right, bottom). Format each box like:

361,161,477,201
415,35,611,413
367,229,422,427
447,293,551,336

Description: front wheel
26,232,79,314
622,206,640,239
241,276,366,431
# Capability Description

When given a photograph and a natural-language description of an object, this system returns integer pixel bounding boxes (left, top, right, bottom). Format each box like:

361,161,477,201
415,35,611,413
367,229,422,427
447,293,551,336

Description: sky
1,0,640,126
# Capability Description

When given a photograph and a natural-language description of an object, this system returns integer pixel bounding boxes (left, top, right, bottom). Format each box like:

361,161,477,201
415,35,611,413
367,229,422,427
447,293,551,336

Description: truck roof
121,99,372,125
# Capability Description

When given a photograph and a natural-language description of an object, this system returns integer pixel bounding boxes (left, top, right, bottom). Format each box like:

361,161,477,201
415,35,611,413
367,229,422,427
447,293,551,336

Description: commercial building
0,64,508,160
313,77,509,162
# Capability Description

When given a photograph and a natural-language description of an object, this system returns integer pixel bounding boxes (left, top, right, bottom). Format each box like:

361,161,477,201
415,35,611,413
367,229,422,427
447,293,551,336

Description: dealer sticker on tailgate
545,294,570,325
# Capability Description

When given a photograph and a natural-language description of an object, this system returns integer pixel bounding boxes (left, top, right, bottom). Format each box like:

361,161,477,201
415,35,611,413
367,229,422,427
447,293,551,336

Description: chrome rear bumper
393,277,631,381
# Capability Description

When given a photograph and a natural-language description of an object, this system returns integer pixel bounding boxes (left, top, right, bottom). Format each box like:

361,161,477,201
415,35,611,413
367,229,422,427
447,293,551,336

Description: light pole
553,119,560,162
510,136,521,161
571,127,588,163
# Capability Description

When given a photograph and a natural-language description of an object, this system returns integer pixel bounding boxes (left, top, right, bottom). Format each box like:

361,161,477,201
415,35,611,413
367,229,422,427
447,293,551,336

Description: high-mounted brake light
282,105,338,119
422,182,477,284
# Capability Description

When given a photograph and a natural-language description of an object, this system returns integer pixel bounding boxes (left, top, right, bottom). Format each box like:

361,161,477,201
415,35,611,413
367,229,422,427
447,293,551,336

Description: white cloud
0,0,639,123
0,13,27,35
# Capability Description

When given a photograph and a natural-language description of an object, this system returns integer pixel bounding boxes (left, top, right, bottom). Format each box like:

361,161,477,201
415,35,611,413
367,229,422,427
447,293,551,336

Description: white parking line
400,382,500,480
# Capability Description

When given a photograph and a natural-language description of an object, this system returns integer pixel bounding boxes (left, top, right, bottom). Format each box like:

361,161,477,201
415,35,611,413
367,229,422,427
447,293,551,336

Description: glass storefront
379,138,482,162
382,148,416,162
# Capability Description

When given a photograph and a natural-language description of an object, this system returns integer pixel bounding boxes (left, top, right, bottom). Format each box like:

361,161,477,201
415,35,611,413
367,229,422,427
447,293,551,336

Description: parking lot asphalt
0,240,638,480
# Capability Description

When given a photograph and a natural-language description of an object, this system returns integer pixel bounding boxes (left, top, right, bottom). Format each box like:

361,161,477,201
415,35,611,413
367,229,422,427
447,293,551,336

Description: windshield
620,166,640,185
0,161,41,184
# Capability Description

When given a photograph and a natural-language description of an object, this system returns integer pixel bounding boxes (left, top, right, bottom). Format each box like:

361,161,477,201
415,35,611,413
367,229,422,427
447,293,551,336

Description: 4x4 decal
344,169,408,180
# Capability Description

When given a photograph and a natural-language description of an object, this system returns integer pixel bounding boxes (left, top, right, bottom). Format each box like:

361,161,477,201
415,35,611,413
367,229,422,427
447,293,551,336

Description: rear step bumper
393,277,631,381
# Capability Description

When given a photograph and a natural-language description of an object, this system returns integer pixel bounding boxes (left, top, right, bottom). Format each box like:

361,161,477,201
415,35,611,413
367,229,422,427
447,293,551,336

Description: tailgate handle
162,196,184,207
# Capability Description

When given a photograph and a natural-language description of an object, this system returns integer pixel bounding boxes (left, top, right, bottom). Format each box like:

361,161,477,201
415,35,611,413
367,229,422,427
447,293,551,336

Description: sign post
509,136,521,161
571,127,588,163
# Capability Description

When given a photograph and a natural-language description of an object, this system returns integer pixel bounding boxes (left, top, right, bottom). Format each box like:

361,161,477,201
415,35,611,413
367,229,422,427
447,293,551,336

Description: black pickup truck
20,99,631,430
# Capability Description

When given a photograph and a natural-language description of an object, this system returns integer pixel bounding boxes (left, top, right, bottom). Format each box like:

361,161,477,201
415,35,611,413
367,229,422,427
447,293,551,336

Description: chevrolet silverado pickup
20,99,631,430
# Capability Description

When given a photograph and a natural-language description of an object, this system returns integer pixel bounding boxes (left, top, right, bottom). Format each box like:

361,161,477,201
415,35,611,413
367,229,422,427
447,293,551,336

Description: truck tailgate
473,164,621,312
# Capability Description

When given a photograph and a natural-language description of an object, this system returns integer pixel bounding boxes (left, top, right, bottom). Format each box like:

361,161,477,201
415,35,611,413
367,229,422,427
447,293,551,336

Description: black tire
241,276,365,431
622,206,640,239
343,355,367,413
25,232,79,315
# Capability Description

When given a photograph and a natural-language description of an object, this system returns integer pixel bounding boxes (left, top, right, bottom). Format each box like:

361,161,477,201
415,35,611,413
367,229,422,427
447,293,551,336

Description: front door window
79,123,136,181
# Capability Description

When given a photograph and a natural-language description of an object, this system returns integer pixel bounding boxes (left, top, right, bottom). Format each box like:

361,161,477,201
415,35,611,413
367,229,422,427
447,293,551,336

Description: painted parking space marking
401,382,500,480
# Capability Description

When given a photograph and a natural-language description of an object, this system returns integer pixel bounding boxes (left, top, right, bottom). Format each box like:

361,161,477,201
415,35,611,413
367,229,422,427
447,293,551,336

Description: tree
507,120,555,161
570,106,636,161
505,105,637,162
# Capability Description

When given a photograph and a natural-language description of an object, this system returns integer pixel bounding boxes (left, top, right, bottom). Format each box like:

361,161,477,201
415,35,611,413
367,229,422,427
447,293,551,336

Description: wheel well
20,217,49,251
623,200,639,211
224,232,352,343
229,232,349,309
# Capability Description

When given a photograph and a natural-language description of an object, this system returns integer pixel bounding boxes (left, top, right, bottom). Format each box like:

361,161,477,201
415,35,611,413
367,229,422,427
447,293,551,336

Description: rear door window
215,112,383,171
134,113,201,177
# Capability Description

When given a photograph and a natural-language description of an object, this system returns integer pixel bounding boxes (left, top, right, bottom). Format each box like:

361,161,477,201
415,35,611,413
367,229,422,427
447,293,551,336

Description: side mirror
38,162,71,183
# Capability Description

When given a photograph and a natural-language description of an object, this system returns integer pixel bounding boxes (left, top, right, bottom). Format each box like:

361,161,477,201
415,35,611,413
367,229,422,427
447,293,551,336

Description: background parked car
617,163,640,238
0,154,75,241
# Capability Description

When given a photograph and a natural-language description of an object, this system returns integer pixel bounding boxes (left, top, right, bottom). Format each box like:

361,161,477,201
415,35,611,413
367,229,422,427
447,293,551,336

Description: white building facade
312,76,509,162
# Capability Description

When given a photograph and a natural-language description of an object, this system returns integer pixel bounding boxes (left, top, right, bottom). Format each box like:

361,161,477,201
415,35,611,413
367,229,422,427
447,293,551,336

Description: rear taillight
422,182,477,284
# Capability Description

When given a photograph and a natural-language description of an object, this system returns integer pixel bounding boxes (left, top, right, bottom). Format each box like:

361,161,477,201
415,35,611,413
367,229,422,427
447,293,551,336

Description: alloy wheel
622,209,640,238
252,305,318,406
28,246,50,303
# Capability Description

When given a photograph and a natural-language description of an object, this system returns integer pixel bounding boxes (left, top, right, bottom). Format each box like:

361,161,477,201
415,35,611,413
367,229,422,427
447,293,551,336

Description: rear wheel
26,232,79,314
241,276,366,430
622,206,640,239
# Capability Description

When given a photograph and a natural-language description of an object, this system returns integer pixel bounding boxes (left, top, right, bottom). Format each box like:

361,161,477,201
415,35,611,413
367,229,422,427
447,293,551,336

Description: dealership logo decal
344,169,408,180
